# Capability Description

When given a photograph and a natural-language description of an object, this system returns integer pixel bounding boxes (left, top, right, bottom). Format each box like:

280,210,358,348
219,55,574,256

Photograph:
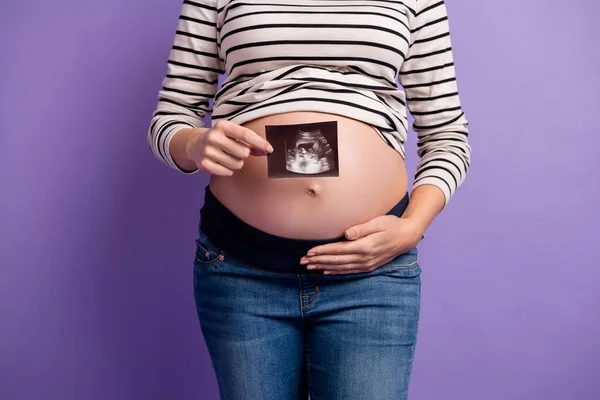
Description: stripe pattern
148,0,471,205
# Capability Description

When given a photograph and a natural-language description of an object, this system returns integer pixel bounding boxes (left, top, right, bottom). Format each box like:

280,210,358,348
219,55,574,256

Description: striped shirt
148,0,471,205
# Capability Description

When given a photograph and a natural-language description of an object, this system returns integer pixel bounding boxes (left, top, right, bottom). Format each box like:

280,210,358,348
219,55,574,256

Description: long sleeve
398,0,471,206
147,0,225,173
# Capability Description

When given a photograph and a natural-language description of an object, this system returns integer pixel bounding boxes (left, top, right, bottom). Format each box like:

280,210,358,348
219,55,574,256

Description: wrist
182,128,201,161
398,215,427,243
397,185,445,241
169,126,206,172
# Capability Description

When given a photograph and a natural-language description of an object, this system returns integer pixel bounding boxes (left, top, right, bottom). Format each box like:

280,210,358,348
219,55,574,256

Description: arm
397,0,472,232
147,0,224,173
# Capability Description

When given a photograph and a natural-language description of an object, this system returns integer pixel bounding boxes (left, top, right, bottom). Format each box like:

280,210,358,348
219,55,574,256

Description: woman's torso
209,111,408,239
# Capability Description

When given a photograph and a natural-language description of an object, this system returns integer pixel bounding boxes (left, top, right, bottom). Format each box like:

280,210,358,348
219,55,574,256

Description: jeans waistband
199,184,410,274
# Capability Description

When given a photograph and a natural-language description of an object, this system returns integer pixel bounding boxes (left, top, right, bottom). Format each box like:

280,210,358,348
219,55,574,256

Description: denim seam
194,253,225,268
300,284,319,309
405,274,422,391
194,239,226,267
383,259,419,270
305,336,315,400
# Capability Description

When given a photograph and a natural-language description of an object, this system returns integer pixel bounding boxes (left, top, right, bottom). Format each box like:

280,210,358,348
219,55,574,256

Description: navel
305,183,321,197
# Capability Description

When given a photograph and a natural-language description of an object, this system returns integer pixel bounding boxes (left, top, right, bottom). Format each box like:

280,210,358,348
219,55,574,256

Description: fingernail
306,265,316,270
345,230,354,239
307,252,315,256
300,259,308,265
266,144,274,153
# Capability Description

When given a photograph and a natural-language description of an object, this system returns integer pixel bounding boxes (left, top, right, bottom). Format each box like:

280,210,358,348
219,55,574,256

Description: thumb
344,216,386,240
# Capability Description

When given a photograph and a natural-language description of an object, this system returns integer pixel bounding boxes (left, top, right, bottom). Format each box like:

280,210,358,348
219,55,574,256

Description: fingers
346,217,387,240
197,157,235,176
301,234,385,273
204,145,245,171
196,137,244,175
301,253,364,266
313,263,376,274
205,129,252,160
195,120,273,176
215,120,273,154
306,237,376,256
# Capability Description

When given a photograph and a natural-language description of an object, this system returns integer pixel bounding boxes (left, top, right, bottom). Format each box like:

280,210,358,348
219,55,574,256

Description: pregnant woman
148,0,471,398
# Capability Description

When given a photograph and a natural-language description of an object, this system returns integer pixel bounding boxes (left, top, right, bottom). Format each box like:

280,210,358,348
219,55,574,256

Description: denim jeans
192,228,422,400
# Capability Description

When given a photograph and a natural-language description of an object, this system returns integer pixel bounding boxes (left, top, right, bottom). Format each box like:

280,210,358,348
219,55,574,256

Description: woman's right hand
187,120,274,176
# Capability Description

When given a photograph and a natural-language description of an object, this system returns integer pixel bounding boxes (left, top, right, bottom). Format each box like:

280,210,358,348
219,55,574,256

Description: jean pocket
194,232,226,267
380,246,420,271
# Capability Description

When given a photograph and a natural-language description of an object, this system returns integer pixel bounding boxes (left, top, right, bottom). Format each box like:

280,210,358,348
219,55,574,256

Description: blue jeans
192,228,422,400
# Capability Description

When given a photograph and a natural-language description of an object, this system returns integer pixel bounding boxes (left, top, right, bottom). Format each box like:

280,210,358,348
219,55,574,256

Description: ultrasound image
265,120,339,178
285,129,335,174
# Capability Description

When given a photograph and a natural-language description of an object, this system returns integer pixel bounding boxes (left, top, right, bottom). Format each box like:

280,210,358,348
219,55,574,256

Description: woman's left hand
300,215,425,275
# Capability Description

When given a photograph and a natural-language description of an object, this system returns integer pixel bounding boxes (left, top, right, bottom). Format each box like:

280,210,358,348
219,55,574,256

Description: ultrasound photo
265,121,339,178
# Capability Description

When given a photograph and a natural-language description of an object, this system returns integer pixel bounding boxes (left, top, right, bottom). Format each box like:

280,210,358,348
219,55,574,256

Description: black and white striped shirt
148,0,471,205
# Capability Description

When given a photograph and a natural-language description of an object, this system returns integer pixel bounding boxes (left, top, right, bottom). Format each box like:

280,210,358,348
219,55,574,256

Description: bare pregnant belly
208,111,408,239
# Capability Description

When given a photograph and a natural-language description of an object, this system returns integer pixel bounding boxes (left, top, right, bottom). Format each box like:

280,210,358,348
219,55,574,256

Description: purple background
1,1,598,399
